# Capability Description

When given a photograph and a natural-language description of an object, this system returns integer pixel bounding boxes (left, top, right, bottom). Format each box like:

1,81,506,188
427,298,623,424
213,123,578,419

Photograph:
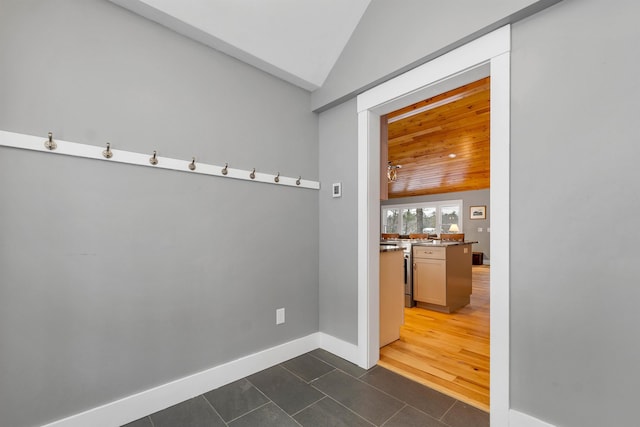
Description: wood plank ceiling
386,76,490,198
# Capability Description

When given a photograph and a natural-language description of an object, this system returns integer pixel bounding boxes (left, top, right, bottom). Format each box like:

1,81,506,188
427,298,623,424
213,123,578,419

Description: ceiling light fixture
448,153,457,158
387,161,402,182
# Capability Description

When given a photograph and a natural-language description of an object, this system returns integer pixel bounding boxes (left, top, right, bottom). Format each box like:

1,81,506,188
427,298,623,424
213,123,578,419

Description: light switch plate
276,308,285,325
478,227,483,232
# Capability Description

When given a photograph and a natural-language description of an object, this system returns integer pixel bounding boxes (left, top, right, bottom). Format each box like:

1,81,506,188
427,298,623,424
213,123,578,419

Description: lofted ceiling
386,77,491,198
108,0,371,91
106,2,489,199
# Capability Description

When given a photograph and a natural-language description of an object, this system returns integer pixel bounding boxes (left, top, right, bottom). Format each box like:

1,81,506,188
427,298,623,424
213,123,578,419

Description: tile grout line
200,393,230,427
289,395,329,418
308,372,400,427
321,394,378,427
344,371,405,406
244,377,271,403
307,366,337,383
244,377,305,427
307,350,369,377
306,352,344,372
130,352,483,427
358,364,379,379
438,400,459,424
379,403,407,427
350,369,462,423
224,401,272,425
279,361,335,384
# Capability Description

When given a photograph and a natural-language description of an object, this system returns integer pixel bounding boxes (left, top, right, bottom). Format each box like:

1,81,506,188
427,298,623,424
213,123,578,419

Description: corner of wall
510,409,556,427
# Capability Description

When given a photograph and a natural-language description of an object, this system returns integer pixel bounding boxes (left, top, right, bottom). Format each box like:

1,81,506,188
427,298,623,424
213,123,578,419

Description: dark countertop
379,245,405,253
412,241,478,248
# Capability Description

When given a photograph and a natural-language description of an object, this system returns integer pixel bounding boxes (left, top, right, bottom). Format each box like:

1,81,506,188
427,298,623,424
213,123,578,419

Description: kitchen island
412,241,475,313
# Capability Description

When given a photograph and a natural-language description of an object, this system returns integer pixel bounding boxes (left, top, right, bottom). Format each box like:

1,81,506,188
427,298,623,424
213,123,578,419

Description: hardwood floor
378,265,490,412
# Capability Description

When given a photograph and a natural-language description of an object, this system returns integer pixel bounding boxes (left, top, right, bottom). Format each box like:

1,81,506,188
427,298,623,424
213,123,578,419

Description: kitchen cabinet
380,248,404,347
413,243,472,313
413,255,446,305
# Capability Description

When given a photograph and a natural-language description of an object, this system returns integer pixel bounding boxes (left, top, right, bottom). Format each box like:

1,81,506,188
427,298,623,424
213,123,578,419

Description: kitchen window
381,200,462,235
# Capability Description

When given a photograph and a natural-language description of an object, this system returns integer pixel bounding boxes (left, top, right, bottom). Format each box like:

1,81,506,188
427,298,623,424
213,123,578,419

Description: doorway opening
379,76,491,411
356,26,511,426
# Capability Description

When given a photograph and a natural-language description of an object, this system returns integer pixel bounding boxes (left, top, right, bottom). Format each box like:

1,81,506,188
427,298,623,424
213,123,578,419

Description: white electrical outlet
464,247,469,253
478,227,483,232
276,308,285,325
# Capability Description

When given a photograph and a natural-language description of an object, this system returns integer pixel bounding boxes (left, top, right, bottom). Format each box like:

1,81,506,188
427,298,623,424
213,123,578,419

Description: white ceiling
109,0,371,91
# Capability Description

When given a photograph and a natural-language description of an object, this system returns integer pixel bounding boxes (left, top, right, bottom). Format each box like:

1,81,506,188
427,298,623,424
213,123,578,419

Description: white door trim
356,25,511,426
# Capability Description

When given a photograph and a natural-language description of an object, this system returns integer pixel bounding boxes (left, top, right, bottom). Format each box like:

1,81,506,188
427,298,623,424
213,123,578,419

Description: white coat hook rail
0,130,320,190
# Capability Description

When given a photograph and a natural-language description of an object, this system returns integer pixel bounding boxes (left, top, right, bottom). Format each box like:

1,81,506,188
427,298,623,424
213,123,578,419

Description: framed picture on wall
470,205,486,220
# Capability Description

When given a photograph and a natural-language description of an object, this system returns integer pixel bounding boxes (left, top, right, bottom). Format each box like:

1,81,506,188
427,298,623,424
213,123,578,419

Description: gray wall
318,98,359,344
317,0,640,426
0,1,318,427
311,0,562,111
316,0,558,349
510,0,640,425
382,190,491,260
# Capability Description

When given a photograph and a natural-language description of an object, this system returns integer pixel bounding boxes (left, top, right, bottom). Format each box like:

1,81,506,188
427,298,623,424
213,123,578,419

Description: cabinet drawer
413,246,446,260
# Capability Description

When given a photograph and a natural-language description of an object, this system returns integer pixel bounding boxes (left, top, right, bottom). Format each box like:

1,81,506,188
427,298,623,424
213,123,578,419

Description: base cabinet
413,244,472,313
413,258,446,305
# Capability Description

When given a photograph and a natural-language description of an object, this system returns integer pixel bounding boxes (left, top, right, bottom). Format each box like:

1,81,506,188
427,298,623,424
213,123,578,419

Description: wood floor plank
379,265,490,412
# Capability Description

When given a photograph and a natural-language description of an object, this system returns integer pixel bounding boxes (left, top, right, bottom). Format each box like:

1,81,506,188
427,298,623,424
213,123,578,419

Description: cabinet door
414,259,446,305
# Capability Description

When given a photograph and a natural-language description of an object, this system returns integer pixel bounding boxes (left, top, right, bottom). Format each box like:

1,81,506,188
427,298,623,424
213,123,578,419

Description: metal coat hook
1,130,322,190
103,142,113,159
44,132,57,150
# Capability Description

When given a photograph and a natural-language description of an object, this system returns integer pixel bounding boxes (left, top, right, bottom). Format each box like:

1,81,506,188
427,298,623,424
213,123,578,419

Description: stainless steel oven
403,250,414,307
399,240,415,307
381,238,416,307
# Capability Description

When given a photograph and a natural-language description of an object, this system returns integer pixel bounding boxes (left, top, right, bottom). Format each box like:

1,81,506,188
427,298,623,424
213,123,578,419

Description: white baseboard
510,409,556,427
42,333,321,427
37,331,552,427
318,332,360,365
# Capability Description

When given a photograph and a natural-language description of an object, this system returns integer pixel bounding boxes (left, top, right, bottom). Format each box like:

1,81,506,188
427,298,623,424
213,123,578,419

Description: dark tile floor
122,348,489,427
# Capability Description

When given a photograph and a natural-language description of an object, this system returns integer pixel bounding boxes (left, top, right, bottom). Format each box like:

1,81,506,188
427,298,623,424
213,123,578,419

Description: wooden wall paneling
385,77,490,198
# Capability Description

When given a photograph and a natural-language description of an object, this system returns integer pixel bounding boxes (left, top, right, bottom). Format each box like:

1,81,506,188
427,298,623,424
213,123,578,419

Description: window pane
421,207,436,234
402,208,417,234
383,200,462,237
382,208,400,233
441,205,460,234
